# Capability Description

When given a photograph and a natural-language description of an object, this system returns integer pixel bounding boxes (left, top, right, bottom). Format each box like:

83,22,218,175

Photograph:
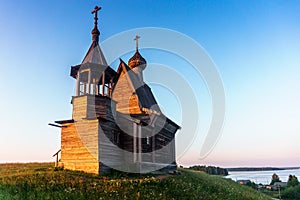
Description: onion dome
128,50,147,70
128,35,147,70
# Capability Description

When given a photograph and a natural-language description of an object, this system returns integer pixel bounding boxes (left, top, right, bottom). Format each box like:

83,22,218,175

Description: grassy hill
0,163,270,200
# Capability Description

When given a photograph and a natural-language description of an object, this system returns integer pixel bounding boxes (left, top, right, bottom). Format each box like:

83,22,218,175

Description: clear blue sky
0,0,299,167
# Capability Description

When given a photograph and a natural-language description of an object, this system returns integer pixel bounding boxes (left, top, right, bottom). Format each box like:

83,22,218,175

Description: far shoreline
227,167,300,172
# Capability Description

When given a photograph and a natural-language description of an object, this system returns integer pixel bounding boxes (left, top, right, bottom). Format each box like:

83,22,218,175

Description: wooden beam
52,149,61,157
48,123,68,128
48,123,62,128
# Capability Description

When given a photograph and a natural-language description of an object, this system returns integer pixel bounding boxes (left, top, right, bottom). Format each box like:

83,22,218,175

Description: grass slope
0,163,270,200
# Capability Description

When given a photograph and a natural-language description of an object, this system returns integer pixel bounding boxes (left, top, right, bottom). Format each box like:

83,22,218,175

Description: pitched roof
113,59,161,113
81,41,108,65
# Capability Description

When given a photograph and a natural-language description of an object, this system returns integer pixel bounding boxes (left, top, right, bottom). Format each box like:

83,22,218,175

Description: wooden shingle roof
82,41,107,66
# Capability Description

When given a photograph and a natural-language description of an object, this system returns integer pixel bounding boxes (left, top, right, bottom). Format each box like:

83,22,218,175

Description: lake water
226,169,300,185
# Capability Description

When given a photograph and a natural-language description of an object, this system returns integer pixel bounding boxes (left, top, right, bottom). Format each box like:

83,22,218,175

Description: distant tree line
227,167,284,172
188,165,229,176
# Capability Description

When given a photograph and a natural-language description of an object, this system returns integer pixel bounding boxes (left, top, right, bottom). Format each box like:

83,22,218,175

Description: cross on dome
134,35,141,51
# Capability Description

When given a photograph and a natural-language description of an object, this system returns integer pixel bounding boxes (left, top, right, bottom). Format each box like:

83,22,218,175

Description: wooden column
133,123,137,162
172,137,176,163
108,83,112,97
76,72,80,96
152,132,155,163
138,125,142,163
95,80,99,95
102,71,105,96
53,149,61,168
88,70,91,94
92,78,98,95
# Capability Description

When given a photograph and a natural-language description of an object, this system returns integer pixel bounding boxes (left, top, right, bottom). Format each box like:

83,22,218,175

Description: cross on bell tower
91,6,101,42
70,5,114,98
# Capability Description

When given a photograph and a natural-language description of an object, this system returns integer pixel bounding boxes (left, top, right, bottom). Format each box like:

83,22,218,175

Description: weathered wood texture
57,46,180,174
72,95,116,120
112,72,142,114
59,93,178,174
98,120,124,167
59,122,99,174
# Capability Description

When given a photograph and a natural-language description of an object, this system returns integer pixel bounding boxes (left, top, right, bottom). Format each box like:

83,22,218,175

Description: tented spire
81,6,107,65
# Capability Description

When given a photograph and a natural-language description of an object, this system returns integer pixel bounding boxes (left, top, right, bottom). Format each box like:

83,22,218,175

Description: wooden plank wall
87,95,116,121
98,120,124,167
60,122,99,174
60,93,178,174
59,96,100,174
112,73,142,114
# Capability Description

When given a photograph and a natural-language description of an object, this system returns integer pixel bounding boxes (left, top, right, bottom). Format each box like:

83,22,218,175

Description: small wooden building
53,6,180,174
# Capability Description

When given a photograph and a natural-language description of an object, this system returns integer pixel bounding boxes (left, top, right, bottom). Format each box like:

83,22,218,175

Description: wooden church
53,6,180,174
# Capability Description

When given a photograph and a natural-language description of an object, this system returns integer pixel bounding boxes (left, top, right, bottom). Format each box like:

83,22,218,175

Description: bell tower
55,6,117,174
70,6,117,120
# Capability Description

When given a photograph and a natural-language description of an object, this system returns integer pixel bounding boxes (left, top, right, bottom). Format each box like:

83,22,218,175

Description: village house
236,180,251,185
272,182,288,190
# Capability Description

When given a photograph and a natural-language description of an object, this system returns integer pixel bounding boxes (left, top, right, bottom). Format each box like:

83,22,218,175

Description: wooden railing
53,149,61,168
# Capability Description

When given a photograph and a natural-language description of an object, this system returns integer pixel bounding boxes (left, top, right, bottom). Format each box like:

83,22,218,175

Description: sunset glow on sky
0,0,299,167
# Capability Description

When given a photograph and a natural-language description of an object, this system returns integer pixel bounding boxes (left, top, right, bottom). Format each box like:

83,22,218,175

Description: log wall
112,73,142,114
59,122,99,174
